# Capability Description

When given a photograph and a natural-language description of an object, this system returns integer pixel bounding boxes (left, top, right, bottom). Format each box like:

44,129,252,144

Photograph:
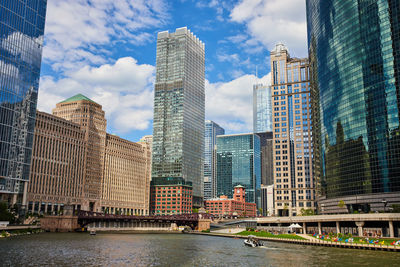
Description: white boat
90,230,96,235
244,235,263,247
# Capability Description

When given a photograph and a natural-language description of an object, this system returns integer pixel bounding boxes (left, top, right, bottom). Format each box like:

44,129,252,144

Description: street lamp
382,199,387,213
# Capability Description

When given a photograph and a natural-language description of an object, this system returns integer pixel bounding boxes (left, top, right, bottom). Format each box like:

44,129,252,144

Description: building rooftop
60,94,97,104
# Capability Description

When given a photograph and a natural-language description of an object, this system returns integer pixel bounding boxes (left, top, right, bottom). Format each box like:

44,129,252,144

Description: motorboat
244,235,263,247
90,230,96,236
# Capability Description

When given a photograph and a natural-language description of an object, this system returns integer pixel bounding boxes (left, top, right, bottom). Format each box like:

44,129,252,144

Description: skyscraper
253,84,272,133
204,120,225,200
271,43,315,216
0,0,47,206
216,133,261,207
307,0,400,213
152,27,205,211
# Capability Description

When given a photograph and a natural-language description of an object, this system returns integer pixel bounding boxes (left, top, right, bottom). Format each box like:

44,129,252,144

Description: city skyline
37,0,309,143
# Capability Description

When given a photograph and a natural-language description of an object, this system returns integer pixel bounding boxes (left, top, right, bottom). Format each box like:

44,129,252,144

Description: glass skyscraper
307,0,400,213
253,84,272,133
152,27,205,209
204,120,224,200
216,133,261,207
0,0,47,205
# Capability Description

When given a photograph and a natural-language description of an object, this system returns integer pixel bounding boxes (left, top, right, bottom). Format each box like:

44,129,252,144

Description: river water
1,233,399,266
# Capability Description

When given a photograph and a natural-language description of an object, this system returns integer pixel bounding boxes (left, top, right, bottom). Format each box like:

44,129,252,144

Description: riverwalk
193,232,400,252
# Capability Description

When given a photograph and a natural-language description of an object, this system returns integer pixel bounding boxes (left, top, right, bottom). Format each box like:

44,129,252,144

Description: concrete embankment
192,232,400,252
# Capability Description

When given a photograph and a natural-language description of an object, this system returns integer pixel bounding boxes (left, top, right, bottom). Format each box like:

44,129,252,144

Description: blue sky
38,0,308,142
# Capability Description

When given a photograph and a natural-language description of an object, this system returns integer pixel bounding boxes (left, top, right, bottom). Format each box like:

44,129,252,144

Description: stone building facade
101,134,151,215
270,44,315,216
52,94,107,211
27,94,151,215
27,111,86,214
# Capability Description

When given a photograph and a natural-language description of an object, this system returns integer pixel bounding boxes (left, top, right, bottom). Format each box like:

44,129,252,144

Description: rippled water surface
1,233,399,266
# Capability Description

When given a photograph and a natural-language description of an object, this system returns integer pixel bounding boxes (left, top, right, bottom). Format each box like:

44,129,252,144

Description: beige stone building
102,134,151,215
27,111,86,214
270,44,315,216
27,94,151,214
52,94,107,211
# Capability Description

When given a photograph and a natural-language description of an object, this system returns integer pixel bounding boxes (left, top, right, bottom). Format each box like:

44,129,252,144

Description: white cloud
43,0,169,70
206,72,271,133
230,0,307,57
38,57,155,134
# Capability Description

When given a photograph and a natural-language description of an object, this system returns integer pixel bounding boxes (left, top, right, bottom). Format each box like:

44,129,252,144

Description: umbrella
289,223,302,228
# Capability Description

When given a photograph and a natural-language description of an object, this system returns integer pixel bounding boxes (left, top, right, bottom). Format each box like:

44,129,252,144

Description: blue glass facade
253,84,272,133
216,133,261,207
204,120,224,200
307,0,400,213
0,0,47,200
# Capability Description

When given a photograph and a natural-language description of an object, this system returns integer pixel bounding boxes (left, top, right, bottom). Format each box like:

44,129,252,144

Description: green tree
0,202,14,222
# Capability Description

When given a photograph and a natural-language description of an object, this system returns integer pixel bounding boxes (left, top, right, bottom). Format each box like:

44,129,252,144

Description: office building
27,94,151,215
204,185,256,217
204,120,225,200
216,133,261,207
256,132,274,186
101,134,151,215
27,111,86,214
253,84,272,133
260,184,274,216
150,177,193,215
0,0,47,206
152,27,205,212
307,0,400,213
53,94,106,211
271,43,315,216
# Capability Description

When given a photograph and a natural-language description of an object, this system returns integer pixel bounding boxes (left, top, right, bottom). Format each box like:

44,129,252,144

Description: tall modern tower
204,120,224,200
253,84,272,133
152,27,205,211
271,44,315,216
307,0,400,213
0,0,47,206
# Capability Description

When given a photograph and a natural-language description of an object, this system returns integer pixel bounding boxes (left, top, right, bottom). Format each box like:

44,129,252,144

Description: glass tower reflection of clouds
253,84,272,133
216,133,261,207
0,0,47,201
152,27,205,206
307,0,400,213
204,120,224,200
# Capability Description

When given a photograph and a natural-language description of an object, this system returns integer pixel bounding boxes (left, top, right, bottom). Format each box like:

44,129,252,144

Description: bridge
41,210,213,232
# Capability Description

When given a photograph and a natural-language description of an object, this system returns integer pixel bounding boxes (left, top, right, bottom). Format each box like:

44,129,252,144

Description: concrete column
389,221,394,238
302,222,306,234
22,181,28,208
355,221,364,237
318,222,322,235
44,203,48,214
31,202,35,214
336,221,340,234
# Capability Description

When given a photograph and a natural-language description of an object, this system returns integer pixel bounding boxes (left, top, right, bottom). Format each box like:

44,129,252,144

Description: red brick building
204,185,257,217
150,177,193,215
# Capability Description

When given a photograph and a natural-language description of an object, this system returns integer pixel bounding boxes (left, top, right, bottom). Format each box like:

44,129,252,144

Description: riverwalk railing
193,232,400,252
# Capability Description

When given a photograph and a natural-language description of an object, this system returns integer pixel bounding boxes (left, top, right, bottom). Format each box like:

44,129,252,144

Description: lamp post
382,199,387,213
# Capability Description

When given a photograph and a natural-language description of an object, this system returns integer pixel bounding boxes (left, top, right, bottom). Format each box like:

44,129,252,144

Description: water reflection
1,233,399,267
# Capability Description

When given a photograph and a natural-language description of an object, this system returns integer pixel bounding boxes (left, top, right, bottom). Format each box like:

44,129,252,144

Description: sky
38,0,308,142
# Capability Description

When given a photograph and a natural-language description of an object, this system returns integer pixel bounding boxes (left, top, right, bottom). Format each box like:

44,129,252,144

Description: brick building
150,177,193,215
204,185,257,217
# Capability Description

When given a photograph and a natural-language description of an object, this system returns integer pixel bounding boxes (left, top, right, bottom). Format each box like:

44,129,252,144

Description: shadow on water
1,233,399,267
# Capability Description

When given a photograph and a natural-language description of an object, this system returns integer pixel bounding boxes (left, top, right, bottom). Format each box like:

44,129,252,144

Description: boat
244,235,263,247
90,230,96,236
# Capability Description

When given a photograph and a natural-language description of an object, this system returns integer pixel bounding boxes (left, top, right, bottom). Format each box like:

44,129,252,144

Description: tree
0,202,14,222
